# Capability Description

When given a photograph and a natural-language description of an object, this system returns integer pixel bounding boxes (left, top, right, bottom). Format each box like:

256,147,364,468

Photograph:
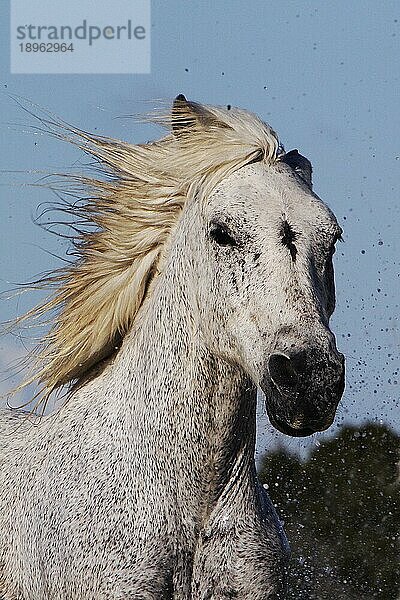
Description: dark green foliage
258,423,400,599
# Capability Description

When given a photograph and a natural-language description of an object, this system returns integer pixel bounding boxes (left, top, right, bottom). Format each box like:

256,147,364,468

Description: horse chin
262,387,336,438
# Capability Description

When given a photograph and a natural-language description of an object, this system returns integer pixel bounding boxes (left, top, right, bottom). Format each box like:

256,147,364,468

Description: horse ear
172,94,221,137
280,149,313,188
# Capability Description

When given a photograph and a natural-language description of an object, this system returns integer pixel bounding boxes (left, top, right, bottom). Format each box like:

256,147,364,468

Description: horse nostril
268,354,299,389
289,350,308,375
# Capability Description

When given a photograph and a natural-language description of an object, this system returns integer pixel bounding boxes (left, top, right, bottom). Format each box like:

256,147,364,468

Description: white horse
0,95,345,599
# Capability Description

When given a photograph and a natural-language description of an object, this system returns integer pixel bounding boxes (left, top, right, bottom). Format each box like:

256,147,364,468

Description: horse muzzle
261,345,345,437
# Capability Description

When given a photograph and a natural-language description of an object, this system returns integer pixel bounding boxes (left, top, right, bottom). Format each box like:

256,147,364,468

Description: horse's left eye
210,224,237,247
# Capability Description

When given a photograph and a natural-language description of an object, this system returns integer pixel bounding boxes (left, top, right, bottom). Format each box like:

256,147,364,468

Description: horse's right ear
279,149,313,188
172,94,221,137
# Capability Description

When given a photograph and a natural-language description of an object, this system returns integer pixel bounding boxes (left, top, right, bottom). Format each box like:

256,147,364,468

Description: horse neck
100,266,257,500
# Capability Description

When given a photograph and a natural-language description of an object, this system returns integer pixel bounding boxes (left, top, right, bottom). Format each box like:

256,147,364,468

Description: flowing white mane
15,97,280,403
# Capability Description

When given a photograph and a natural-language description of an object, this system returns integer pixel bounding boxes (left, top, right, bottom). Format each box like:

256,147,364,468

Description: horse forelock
12,100,280,407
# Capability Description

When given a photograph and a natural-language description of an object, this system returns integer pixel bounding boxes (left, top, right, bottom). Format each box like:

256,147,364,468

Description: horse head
172,96,345,437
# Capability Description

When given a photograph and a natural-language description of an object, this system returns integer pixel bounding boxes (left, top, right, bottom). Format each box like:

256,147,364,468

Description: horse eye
209,224,237,247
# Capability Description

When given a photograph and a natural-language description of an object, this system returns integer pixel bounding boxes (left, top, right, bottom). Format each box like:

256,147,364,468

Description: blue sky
0,1,399,454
